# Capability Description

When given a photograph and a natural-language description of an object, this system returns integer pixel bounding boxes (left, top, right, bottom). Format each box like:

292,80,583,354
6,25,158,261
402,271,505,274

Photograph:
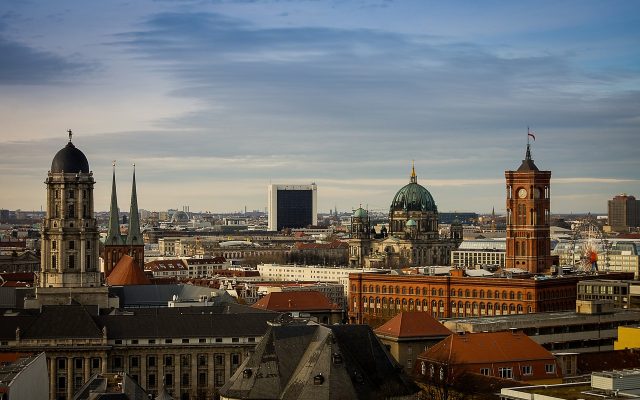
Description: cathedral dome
390,181,437,213
51,141,90,173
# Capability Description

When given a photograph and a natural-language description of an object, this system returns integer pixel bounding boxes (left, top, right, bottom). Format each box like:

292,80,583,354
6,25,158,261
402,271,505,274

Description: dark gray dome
51,142,89,173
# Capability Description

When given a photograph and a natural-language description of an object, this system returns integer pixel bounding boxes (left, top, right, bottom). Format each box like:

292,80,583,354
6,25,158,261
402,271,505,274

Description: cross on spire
67,129,73,142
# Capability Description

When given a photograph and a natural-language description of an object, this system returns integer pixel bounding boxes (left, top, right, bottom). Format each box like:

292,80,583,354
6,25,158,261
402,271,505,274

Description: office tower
267,184,317,231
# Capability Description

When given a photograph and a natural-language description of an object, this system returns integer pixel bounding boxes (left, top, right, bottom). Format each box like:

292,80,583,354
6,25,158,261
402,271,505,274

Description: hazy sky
1,0,639,214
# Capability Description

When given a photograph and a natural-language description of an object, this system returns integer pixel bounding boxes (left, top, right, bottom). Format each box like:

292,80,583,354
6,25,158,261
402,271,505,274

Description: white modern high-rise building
267,184,317,231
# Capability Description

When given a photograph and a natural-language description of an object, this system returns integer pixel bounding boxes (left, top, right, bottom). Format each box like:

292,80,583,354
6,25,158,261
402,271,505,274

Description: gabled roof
106,255,150,286
220,323,418,400
374,312,452,339
420,331,556,365
252,291,340,312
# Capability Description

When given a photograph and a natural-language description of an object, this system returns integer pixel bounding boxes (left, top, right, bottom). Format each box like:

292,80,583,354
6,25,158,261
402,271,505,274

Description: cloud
0,35,93,85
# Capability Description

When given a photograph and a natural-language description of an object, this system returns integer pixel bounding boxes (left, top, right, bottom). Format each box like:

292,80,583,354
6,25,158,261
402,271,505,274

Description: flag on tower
528,128,536,141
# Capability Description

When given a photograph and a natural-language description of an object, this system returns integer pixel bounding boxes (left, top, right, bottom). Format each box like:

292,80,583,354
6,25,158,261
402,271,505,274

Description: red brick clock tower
505,139,553,273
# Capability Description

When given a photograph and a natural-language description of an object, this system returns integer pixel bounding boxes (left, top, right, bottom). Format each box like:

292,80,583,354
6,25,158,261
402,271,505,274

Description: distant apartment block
451,239,506,268
267,184,317,231
608,194,640,232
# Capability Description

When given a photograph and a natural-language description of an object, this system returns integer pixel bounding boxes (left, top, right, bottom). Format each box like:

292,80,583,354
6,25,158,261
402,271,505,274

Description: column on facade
66,356,74,400
208,349,215,393
83,356,90,383
174,353,181,394
101,354,108,374
224,351,231,383
49,356,56,400
140,351,147,389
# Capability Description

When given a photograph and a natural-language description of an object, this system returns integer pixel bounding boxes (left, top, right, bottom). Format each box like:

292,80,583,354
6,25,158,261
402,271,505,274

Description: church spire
105,161,124,245
410,160,417,183
126,164,144,246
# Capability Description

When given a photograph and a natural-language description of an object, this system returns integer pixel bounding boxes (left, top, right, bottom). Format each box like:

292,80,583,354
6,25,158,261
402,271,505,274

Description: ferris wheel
571,219,609,273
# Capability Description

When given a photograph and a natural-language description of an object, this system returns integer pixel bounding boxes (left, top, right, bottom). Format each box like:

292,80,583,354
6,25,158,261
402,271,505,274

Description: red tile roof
421,331,556,365
374,312,452,339
106,255,151,286
252,290,340,312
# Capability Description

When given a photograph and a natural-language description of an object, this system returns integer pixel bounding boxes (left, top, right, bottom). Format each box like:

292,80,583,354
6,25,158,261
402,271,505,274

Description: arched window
472,302,478,315
409,299,414,310
495,290,500,299
438,288,444,296
431,288,437,296
487,290,493,299
472,290,478,298
502,303,508,313
465,289,470,297
451,289,456,296
382,286,387,294
423,288,428,295
502,291,507,299
480,290,485,299
409,287,414,294
369,285,374,292
402,287,406,294
431,300,437,310
458,289,463,297
509,304,516,314
509,291,515,300
402,299,408,310
375,286,380,293
517,292,523,300
517,304,523,313
526,293,532,300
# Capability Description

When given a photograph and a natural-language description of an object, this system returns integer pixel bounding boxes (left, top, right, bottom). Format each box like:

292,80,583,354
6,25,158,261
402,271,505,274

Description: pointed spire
126,164,144,246
105,161,124,246
410,160,417,183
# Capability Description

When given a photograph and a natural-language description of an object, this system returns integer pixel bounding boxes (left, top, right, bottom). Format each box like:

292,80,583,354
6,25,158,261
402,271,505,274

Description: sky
1,0,639,215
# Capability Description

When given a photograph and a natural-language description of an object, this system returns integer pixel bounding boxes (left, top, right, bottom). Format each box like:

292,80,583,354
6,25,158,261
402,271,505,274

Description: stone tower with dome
27,131,114,308
348,164,462,269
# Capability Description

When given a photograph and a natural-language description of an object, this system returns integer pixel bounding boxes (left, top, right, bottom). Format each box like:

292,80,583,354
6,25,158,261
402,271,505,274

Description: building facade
0,304,279,400
347,166,462,269
505,142,553,273
267,184,317,231
608,194,640,233
347,270,634,325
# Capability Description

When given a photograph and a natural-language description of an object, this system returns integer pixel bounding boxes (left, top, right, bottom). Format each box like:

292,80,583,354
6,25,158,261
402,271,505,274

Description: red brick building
348,270,633,325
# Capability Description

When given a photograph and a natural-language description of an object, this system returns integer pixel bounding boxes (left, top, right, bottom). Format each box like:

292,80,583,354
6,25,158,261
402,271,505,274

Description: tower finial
410,160,417,183
68,129,73,142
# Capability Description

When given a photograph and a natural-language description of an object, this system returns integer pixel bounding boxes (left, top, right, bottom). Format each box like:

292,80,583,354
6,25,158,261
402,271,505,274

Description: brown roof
252,290,340,312
374,312,452,339
420,331,556,365
106,255,151,286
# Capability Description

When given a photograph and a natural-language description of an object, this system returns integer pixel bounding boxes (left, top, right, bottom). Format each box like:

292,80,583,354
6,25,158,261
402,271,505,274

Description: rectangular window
91,358,100,369
69,240,75,250
165,339,173,344
57,376,66,390
164,355,173,366
182,373,190,386
215,338,222,343
199,372,207,387
147,356,156,368
114,339,122,345
165,373,173,387
214,354,224,366
75,358,83,369
182,338,189,344
498,367,513,379
148,374,156,388
148,339,156,344
68,190,74,199
52,240,57,250
131,339,138,344
232,337,239,343
198,355,207,367
522,365,532,375
113,356,123,370
181,355,190,367
199,338,206,343
130,356,139,368
545,364,555,374
57,358,66,370
215,371,224,386
68,255,75,269
480,368,490,376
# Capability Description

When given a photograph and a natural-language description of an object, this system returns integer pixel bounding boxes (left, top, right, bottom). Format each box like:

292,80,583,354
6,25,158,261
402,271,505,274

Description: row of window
54,189,89,200
355,284,535,300
112,353,230,369
112,337,256,345
357,298,531,315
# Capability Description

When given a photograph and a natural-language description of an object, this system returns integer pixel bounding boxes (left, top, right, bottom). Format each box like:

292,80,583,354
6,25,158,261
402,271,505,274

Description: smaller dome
406,219,417,227
353,207,368,218
171,211,190,223
51,141,90,173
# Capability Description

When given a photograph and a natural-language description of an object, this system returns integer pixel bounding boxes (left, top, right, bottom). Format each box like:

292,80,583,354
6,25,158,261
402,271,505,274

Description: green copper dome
390,171,437,213
353,207,368,218
406,219,417,226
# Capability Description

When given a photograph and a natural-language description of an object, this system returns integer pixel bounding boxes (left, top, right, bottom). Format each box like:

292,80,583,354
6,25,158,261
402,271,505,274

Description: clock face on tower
517,188,528,199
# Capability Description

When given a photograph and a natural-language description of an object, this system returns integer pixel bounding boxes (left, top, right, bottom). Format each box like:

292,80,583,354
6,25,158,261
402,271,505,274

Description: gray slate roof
220,323,418,400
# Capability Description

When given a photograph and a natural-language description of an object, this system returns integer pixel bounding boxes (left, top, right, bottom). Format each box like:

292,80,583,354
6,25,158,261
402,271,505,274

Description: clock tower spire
505,133,553,273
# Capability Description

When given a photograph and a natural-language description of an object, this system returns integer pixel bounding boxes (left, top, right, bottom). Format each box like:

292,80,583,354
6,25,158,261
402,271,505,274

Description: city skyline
1,1,639,214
